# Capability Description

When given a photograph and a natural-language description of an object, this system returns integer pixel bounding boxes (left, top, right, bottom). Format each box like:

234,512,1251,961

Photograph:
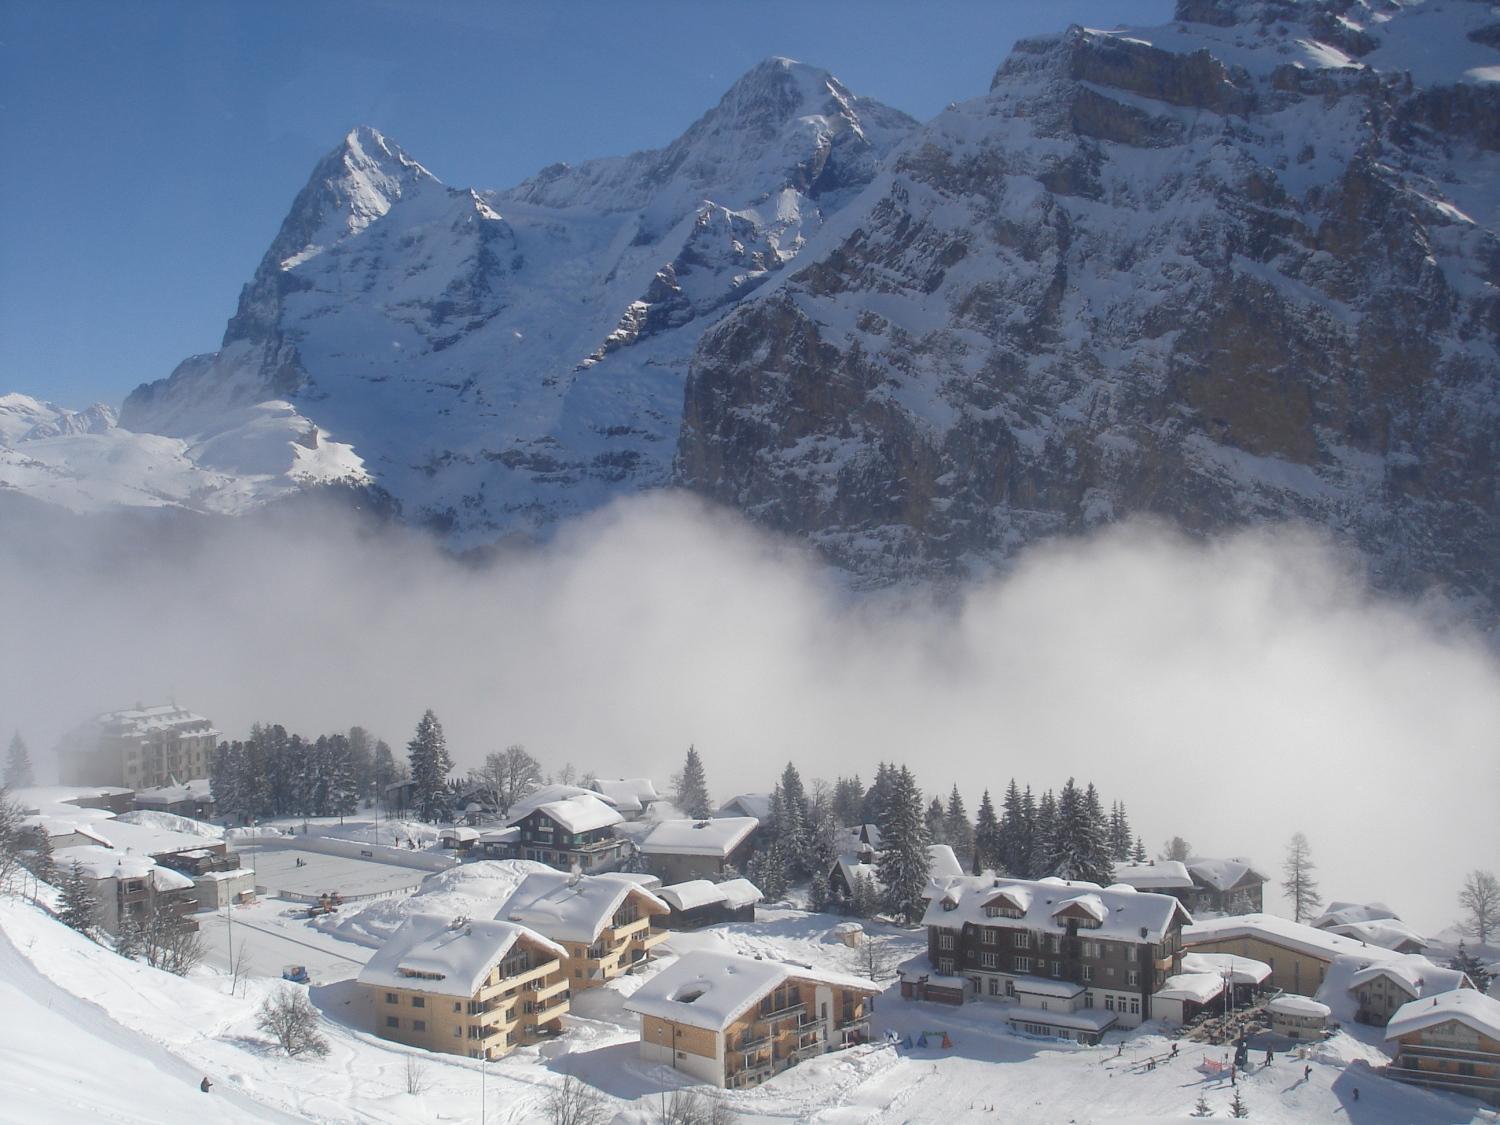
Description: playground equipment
914,1030,953,1049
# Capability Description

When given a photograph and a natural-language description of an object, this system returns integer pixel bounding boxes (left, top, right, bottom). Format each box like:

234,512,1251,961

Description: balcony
757,1002,809,1026
728,1060,775,1088
788,1040,826,1064
735,1033,773,1054
528,978,569,1004
523,996,569,1022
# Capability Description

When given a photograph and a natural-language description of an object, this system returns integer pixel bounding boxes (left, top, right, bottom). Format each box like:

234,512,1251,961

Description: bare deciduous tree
844,932,897,983
655,1087,736,1125
256,986,330,1058
404,1055,427,1094
1459,869,1500,946
543,1073,610,1125
478,744,543,815
135,898,205,975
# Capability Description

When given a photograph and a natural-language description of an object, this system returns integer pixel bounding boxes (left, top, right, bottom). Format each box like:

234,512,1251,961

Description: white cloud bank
2,492,1496,933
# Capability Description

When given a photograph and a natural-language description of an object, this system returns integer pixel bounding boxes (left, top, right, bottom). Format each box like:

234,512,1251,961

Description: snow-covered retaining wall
237,834,457,873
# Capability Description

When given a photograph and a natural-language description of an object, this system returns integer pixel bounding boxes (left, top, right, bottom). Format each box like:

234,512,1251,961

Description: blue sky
0,0,1170,408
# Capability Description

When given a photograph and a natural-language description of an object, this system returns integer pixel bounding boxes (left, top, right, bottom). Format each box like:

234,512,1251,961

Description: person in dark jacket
200,1077,212,1093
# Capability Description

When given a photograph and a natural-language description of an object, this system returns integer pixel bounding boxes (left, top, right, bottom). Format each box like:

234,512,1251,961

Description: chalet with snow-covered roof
358,913,569,1060
1182,857,1266,916
828,843,964,900
1150,950,1273,1026
1267,994,1332,1040
714,793,772,821
656,878,763,930
1384,989,1500,1106
1312,901,1427,953
496,871,669,988
625,949,880,1088
1109,860,1195,896
1182,912,1399,996
1348,956,1474,1026
902,875,1192,1035
588,778,661,820
638,817,758,884
495,793,627,872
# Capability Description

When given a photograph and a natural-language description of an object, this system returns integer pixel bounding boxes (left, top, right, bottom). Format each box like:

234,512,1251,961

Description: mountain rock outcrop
676,0,1500,606
119,62,916,541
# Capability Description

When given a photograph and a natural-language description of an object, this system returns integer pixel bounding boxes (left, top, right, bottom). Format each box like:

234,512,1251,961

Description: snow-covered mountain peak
0,394,117,446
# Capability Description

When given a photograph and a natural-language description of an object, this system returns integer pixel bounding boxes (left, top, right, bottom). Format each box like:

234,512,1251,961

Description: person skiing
200,1077,213,1093
1303,1064,1312,1081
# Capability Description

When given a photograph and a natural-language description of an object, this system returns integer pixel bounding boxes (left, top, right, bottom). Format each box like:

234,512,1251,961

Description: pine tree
804,793,840,895
832,775,865,827
22,822,53,884
209,740,241,823
850,870,882,918
346,726,375,805
373,739,399,804
862,763,894,828
1080,783,1115,884
1281,832,1322,923
1449,941,1493,993
925,796,947,845
59,860,98,937
778,763,811,879
944,786,973,856
996,780,1026,877
328,737,359,822
4,733,34,789
115,915,144,960
1034,789,1058,878
1108,801,1134,862
1019,786,1040,878
1132,835,1148,864
1190,1090,1214,1117
1228,1088,1249,1118
876,766,930,924
974,789,1002,873
407,710,453,823
673,745,711,819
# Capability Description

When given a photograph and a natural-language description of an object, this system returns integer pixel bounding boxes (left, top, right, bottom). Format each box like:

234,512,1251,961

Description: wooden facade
1181,933,1330,997
502,807,628,872
369,937,569,1060
557,899,669,989
1388,1019,1500,1107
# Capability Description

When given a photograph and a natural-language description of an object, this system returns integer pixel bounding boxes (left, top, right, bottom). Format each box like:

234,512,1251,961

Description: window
413,1020,427,1032
938,959,955,975
1084,992,1094,1008
988,977,1002,996
938,933,955,950
1105,995,1115,1011
1127,971,1139,988
1082,965,1092,982
1082,941,1100,959
453,1002,462,1013
411,996,425,1009
1048,934,1060,953
1013,932,1031,949
1130,997,1141,1016
386,1016,400,1028
982,928,998,946
386,993,398,1004
454,1026,463,1037
1014,956,1031,973
981,953,998,969
1051,961,1062,978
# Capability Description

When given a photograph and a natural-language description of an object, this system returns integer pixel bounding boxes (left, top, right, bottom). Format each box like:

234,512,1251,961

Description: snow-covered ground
236,845,430,900
5,881,1496,1123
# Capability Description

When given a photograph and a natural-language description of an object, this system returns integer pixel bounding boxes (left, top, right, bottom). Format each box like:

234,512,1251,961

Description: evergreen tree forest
209,721,399,823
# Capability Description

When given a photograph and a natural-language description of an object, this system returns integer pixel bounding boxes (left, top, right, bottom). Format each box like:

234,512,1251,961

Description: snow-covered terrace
639,817,757,858
357,912,565,998
498,872,667,944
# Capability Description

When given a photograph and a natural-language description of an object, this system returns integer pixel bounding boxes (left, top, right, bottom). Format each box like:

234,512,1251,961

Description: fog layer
2,492,1495,933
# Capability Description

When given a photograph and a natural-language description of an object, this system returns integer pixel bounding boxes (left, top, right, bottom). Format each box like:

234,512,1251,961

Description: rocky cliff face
677,0,1500,606
119,64,915,541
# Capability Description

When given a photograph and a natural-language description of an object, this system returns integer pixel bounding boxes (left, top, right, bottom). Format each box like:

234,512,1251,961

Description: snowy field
238,845,429,899
5,878,1496,1124
197,898,372,982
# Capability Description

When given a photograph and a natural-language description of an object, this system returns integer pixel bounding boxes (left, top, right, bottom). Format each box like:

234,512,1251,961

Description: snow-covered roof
1183,914,1401,965
1180,951,1272,986
441,827,480,843
1269,995,1331,1019
624,949,878,1033
1014,977,1085,999
514,794,623,835
589,778,661,813
1385,989,1500,1044
714,793,771,821
927,844,964,881
1005,1005,1118,1033
357,912,565,998
1185,857,1266,893
54,845,193,891
1347,954,1471,1000
925,875,1191,945
89,705,218,741
838,824,882,849
1054,893,1107,925
639,817,757,858
506,784,619,823
478,827,519,843
1110,861,1193,891
132,778,212,805
1156,973,1226,1004
657,878,763,913
1325,919,1427,951
1312,901,1399,930
497,871,668,944
10,786,133,815
23,815,112,846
